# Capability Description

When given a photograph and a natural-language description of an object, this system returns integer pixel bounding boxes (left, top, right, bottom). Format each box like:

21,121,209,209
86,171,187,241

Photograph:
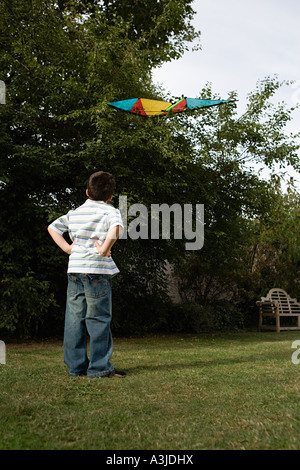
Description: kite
108,97,234,118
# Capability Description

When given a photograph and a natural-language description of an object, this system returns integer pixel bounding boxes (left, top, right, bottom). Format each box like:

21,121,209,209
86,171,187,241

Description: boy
48,171,125,378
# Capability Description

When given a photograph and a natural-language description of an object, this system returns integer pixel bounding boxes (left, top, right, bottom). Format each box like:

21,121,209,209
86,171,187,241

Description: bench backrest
262,288,300,315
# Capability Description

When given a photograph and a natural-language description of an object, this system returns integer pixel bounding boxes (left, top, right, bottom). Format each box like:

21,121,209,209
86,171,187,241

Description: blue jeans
63,273,115,378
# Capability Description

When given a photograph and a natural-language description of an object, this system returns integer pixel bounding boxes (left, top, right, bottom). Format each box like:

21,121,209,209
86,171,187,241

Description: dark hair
87,171,116,201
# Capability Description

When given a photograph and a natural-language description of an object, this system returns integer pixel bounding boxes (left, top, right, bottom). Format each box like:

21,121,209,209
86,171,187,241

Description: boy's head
87,171,116,202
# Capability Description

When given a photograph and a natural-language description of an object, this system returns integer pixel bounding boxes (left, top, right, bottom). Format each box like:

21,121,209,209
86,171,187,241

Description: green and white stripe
49,199,123,275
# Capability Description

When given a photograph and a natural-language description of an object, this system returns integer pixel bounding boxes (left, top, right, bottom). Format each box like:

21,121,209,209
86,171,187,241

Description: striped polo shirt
49,199,123,275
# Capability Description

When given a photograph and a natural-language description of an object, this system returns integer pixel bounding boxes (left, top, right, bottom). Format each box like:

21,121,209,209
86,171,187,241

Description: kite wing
159,97,231,115
108,98,172,117
108,97,234,118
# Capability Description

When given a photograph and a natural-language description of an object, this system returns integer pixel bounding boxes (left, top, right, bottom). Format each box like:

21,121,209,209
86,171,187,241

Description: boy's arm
95,225,121,257
48,226,75,255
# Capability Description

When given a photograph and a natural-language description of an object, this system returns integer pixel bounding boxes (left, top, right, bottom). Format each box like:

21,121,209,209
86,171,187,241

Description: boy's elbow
116,225,123,239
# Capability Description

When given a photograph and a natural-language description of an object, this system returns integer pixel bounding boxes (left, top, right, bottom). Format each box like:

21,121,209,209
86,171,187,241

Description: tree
168,79,300,332
1,2,299,338
252,188,300,296
0,0,199,337
99,0,201,65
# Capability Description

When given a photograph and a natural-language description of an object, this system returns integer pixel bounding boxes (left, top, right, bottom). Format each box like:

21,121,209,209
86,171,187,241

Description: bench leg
258,308,263,332
276,307,280,332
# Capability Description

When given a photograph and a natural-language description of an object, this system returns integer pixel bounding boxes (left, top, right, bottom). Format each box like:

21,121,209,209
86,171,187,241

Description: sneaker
105,369,127,378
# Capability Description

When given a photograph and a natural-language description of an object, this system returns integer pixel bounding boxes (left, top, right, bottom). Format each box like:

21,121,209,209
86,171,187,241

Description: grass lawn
0,331,300,450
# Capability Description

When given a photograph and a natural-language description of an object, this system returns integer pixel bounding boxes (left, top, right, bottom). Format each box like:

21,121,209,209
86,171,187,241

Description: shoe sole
105,370,126,378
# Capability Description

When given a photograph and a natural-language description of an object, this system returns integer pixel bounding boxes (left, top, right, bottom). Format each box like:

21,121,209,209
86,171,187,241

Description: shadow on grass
124,350,291,375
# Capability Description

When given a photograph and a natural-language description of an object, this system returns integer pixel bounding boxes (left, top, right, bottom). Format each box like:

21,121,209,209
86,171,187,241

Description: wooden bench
257,288,300,332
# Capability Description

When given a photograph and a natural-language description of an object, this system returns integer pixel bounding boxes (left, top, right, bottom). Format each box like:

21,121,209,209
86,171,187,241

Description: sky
152,0,300,187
